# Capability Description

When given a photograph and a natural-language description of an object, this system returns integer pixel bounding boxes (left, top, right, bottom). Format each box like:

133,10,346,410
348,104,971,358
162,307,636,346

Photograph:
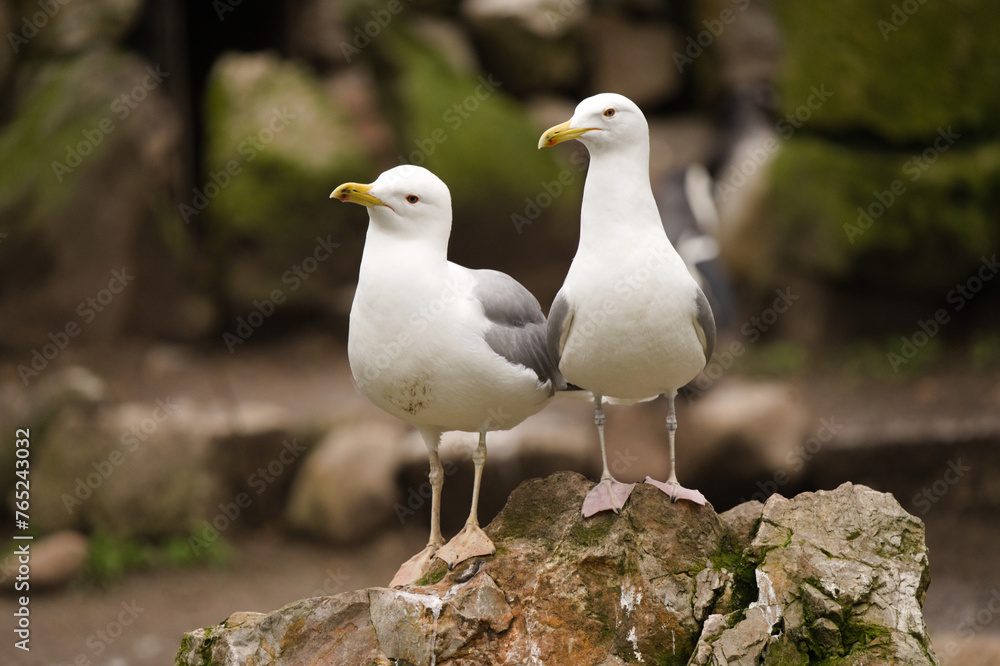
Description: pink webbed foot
644,477,707,506
582,477,637,517
434,523,495,570
390,545,440,588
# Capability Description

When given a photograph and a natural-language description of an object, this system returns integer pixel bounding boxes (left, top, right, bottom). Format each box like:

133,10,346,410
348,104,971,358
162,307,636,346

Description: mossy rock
0,51,133,222
773,0,1000,143
9,0,145,56
364,24,582,282
201,51,375,305
766,134,1000,293
0,50,208,347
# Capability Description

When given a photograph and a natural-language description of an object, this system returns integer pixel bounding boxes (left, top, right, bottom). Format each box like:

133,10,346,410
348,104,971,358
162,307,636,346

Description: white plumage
334,165,561,586
540,93,716,516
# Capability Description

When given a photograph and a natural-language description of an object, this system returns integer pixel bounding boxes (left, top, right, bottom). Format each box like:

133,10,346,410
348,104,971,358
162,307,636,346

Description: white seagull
539,93,717,517
331,165,563,586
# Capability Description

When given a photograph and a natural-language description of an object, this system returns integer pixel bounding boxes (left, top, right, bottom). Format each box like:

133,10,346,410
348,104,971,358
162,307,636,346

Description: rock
773,0,1000,143
462,0,588,38
367,25,582,275
766,135,1000,295
0,530,89,591
693,0,783,91
461,2,586,97
0,49,209,351
201,51,374,312
284,0,352,67
28,389,319,538
285,420,408,543
586,12,684,107
176,473,938,665
10,0,145,55
692,483,937,664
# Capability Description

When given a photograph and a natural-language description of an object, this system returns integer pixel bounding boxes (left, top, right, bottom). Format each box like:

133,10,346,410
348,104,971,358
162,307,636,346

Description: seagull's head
538,93,648,155
331,165,452,238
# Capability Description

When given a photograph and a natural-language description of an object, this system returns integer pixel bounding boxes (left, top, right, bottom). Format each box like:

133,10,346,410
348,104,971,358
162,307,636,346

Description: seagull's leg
582,394,636,517
436,430,496,569
391,428,446,587
645,392,707,506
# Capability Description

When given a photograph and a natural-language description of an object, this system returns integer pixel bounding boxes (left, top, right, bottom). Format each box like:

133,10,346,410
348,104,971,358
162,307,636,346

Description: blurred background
1,0,999,663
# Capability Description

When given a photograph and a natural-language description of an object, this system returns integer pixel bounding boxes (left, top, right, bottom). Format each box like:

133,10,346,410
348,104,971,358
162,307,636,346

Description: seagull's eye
603,108,616,118
406,195,419,204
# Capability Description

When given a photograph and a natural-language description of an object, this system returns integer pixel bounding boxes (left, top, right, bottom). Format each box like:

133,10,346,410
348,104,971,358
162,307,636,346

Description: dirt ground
2,335,999,665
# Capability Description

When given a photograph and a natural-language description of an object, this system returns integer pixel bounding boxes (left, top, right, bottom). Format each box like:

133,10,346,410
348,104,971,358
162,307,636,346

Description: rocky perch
175,472,937,665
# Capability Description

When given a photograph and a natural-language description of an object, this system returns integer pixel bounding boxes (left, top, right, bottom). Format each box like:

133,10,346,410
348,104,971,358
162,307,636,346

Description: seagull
539,93,717,517
331,165,563,586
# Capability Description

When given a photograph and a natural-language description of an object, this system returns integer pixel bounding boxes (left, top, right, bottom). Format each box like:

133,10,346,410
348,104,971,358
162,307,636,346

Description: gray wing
473,270,566,391
546,291,571,369
694,285,716,363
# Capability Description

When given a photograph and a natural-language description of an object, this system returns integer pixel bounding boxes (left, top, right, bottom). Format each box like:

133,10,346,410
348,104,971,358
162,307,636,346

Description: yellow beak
330,182,385,207
538,119,597,149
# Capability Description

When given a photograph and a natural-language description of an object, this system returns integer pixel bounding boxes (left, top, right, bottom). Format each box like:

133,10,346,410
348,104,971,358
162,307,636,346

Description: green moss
176,626,216,666
768,136,1000,293
764,632,810,665
0,53,127,224
567,514,616,549
203,52,371,240
364,22,583,256
414,560,449,586
840,620,893,653
711,540,758,610
774,0,1000,143
490,487,559,543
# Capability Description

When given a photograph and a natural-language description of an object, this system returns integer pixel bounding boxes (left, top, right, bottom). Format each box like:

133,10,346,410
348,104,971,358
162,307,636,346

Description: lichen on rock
176,473,939,665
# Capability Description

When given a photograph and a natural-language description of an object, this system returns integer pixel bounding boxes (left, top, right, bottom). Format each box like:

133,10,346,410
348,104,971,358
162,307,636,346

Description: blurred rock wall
1,0,996,357
725,0,1000,340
